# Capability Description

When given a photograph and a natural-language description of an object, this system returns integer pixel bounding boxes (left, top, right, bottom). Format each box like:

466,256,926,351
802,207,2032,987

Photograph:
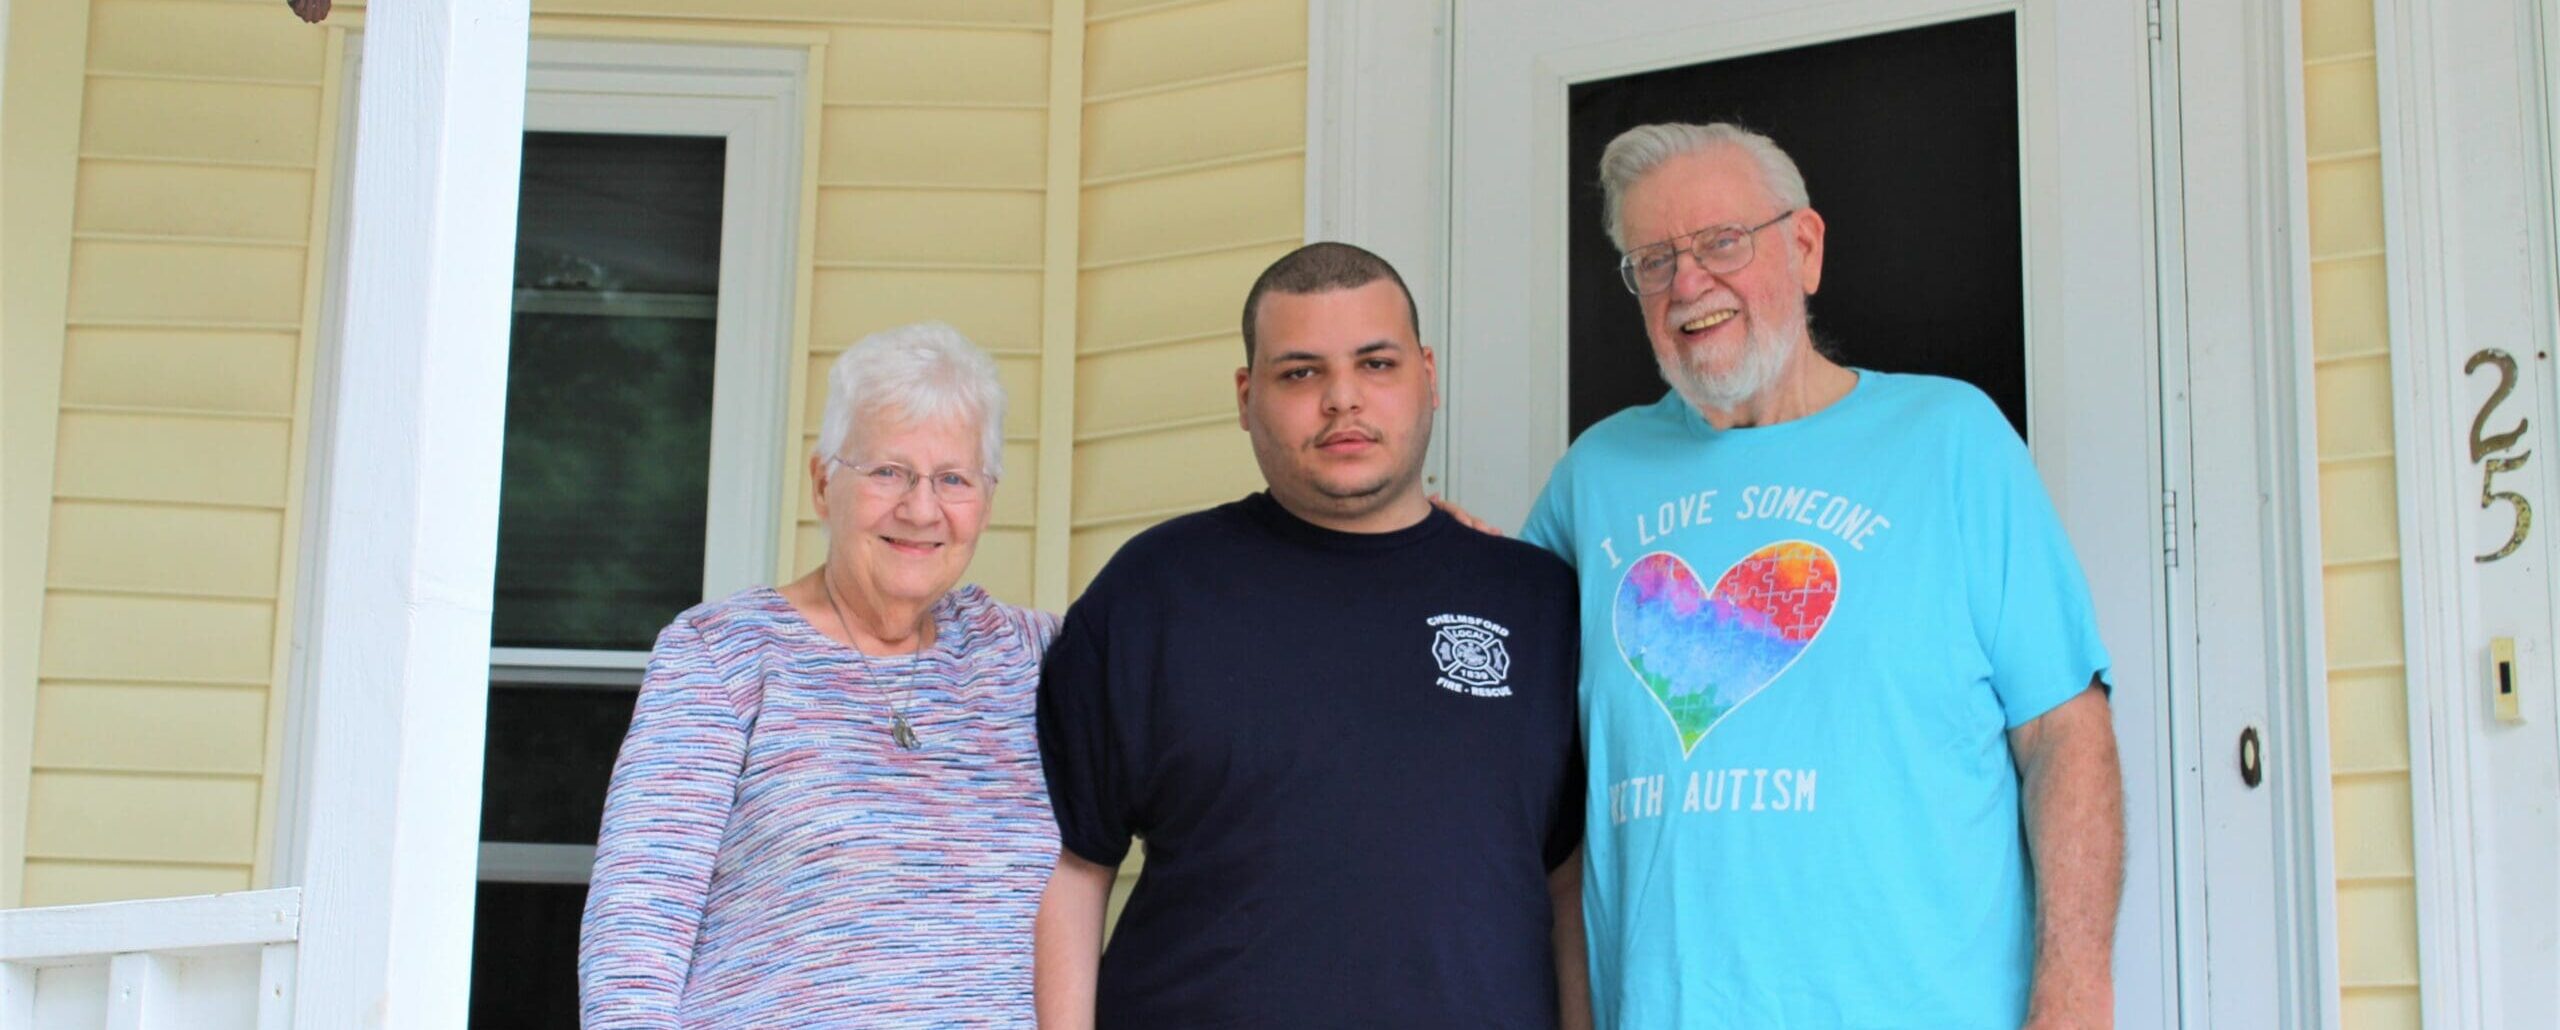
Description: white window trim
275,36,808,888
1306,2,2341,1024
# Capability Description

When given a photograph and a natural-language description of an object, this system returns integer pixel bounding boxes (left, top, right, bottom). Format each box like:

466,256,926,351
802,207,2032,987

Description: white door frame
2376,0,2560,1025
1307,1,2338,1024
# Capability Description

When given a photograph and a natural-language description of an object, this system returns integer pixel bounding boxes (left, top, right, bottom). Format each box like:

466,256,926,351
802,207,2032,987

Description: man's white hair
814,321,1007,477
1598,122,1811,250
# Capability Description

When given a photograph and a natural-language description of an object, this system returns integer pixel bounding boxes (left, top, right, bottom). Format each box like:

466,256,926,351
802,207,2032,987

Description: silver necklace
818,573,924,750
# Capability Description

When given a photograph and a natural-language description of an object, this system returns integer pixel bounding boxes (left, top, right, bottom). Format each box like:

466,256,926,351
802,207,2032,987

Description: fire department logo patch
1429,613,1513,698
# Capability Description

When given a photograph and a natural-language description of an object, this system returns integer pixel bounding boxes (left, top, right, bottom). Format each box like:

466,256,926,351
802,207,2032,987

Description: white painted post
103,953,168,1030
288,1,530,1025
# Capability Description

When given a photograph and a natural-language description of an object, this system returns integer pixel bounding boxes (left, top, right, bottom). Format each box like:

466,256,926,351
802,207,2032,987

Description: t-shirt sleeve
1520,455,1577,563
1955,395,2114,727
1037,592,1138,867
1544,628,1586,871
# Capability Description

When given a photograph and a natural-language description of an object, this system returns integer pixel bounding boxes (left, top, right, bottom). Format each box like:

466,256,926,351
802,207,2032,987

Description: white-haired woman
579,322,1060,1026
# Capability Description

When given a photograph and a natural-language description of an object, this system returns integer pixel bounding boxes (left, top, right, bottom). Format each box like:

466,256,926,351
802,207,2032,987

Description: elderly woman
579,322,1060,1026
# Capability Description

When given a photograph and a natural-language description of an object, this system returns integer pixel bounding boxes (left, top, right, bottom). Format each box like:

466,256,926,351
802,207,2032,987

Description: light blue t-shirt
1523,371,2111,1029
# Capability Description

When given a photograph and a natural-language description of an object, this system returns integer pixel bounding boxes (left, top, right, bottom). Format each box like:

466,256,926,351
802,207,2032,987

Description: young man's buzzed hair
1239,241,1422,361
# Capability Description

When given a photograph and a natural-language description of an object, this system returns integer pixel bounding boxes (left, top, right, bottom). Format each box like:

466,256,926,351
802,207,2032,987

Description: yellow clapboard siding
32,682,268,775
67,241,306,326
816,188,1046,267
802,352,1044,444
795,440,1039,528
1087,0,1175,17
1071,421,1260,523
1078,243,1295,351
1077,334,1242,437
2327,668,2411,771
46,501,284,600
1079,156,1301,267
20,859,253,908
1083,69,1304,180
2303,58,2381,158
2313,355,2396,459
2316,459,2400,559
1084,0,1305,99
970,526,1038,608
2322,563,2407,669
818,107,1047,187
2302,0,2378,62
2335,878,2423,986
810,269,1044,353
2309,255,2389,361
2330,776,2417,879
61,328,298,415
75,161,314,241
37,593,275,685
23,770,262,865
2307,159,2385,258
88,0,328,83
823,25,1048,106
52,411,290,509
1070,520,1153,596
2340,987,2422,1029
80,76,320,166
535,0,1051,24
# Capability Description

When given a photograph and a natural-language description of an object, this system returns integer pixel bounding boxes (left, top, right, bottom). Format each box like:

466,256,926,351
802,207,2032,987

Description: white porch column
291,1,529,1025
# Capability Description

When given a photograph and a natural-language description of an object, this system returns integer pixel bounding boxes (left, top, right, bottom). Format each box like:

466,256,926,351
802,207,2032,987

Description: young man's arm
2009,682,2123,1029
1035,849,1120,1029
1550,848,1592,1030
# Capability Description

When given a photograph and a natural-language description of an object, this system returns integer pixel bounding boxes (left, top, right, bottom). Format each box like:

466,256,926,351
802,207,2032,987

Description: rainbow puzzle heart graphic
1612,541,1840,756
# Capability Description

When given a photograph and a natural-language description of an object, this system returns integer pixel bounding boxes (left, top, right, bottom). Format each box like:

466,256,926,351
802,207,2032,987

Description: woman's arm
577,617,752,1027
1034,850,1120,1030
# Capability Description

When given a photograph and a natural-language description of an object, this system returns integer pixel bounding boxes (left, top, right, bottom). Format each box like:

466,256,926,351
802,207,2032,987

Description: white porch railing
0,888,300,1029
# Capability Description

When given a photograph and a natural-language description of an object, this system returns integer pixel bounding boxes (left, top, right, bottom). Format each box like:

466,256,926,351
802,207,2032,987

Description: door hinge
2146,0,2164,41
2163,489,2182,568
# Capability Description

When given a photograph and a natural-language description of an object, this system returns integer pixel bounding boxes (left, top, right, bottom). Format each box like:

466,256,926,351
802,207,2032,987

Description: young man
1033,243,1589,1028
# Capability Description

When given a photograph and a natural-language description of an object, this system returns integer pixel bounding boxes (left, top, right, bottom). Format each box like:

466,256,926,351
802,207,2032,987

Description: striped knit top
579,585,1061,1028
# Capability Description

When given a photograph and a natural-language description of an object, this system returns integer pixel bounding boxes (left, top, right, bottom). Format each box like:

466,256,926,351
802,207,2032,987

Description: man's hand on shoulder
1431,494,1503,536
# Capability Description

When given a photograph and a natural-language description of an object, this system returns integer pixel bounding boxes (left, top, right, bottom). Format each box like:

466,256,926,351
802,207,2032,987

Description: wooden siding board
534,0,1051,24
2330,776,2417,879
24,770,262,865
810,269,1043,352
1077,243,1293,351
816,188,1045,266
36,594,274,685
19,859,252,908
61,329,298,416
818,107,1047,188
2301,0,2378,62
968,526,1036,607
2327,668,2412,772
1081,70,1304,180
52,412,290,509
2313,357,2397,460
822,25,1048,106
2303,58,2381,158
46,501,284,600
75,162,315,242
87,0,328,83
2309,256,2389,361
1083,0,1304,99
1078,156,1300,266
1076,334,1241,437
2321,564,2407,669
32,682,267,775
2308,159,2385,258
66,241,307,326
2316,459,2400,560
2336,879,2423,986
1070,420,1259,523
79,77,319,166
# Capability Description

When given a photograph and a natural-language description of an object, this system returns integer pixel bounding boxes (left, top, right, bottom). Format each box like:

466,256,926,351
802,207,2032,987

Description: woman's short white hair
1598,122,1811,251
814,321,1007,478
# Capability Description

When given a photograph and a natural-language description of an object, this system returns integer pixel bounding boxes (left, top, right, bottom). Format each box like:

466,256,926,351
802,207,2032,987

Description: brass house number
2467,349,2534,563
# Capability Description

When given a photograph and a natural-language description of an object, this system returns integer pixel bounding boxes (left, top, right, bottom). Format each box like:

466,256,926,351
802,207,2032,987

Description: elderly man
1522,122,2122,1028
1036,243,1589,1028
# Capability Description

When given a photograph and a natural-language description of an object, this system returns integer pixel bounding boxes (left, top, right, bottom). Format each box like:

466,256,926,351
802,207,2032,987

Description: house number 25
2467,349,2533,563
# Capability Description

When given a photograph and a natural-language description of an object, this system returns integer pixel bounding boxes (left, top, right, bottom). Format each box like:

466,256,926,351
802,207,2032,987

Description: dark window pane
492,132,727,651
479,683,640,844
1566,14,2026,440
470,881,587,1029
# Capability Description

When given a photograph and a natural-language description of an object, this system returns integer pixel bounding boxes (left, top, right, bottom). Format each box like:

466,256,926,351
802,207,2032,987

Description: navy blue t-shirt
1038,492,1584,1028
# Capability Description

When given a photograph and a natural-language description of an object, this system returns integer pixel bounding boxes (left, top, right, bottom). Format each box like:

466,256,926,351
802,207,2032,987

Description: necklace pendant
890,713,921,751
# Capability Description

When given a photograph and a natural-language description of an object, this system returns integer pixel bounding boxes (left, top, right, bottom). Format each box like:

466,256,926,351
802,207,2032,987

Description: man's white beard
1662,309,1800,414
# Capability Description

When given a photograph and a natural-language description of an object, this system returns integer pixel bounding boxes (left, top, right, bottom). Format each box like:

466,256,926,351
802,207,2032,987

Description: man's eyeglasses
827,457,996,505
1617,209,1796,295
